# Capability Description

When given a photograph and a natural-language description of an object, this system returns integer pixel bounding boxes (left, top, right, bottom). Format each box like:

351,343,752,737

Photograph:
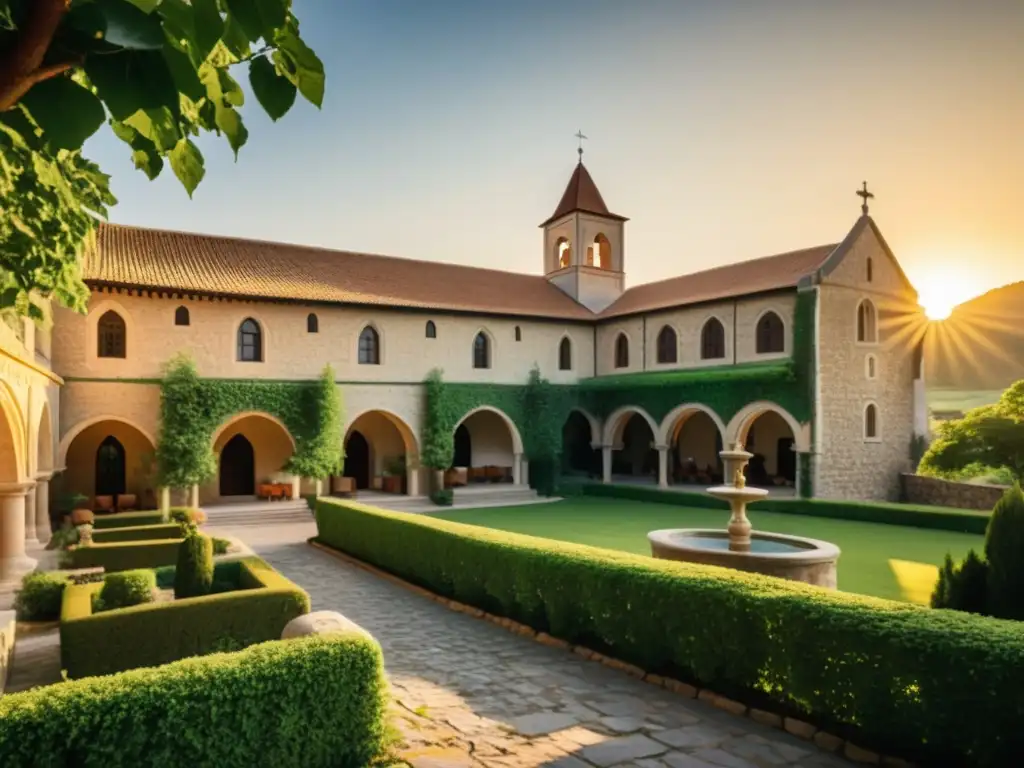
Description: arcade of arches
447,408,524,485
208,413,295,504
341,410,419,495
63,420,158,509
564,403,804,492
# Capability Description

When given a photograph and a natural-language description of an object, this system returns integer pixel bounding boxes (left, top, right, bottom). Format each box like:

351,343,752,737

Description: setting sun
910,264,985,321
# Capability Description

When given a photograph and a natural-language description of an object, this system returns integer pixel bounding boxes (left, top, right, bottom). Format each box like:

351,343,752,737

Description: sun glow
911,264,984,321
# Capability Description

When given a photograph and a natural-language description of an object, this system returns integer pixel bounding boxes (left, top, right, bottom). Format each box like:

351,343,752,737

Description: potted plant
382,456,406,494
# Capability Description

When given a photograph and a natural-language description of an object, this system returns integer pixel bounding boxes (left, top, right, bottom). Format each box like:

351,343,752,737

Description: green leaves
124,107,180,152
20,77,105,150
249,56,296,120
273,27,325,107
214,105,248,157
169,138,204,196
94,0,166,49
226,0,288,43
84,50,179,121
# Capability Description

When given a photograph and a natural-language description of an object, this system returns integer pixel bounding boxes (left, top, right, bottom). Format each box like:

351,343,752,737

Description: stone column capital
0,481,35,497
34,470,54,482
654,444,670,452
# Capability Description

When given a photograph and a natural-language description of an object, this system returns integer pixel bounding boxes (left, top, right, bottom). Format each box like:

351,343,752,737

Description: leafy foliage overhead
0,0,324,315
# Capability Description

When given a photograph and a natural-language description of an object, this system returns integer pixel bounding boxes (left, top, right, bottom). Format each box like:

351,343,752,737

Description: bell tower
542,137,627,313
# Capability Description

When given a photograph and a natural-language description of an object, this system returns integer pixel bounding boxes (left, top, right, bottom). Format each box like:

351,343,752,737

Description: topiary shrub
985,484,1024,620
95,570,156,613
14,571,67,621
174,530,213,599
931,550,988,615
169,507,206,527
429,489,453,507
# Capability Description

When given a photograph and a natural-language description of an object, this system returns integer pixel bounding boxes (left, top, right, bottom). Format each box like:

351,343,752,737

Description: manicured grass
927,387,1002,414
434,497,984,603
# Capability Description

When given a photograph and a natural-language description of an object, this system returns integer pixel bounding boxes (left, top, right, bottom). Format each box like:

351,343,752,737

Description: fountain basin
648,529,840,588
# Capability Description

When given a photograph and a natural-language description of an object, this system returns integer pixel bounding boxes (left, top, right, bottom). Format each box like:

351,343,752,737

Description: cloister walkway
213,514,850,767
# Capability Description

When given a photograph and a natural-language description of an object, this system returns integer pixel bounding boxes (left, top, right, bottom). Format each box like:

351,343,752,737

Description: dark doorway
452,424,472,467
612,414,656,477
562,411,597,476
776,437,796,482
345,431,371,489
95,436,126,496
220,434,255,496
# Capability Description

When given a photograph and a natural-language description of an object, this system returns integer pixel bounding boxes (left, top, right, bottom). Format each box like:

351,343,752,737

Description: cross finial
574,130,588,162
856,180,874,216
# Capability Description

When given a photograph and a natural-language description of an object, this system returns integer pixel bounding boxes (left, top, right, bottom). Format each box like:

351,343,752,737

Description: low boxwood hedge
61,557,311,678
92,523,184,544
581,482,990,534
0,633,388,768
65,539,183,572
316,497,1024,767
91,510,166,530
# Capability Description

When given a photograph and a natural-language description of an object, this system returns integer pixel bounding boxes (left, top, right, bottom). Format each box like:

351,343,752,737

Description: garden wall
901,473,1005,511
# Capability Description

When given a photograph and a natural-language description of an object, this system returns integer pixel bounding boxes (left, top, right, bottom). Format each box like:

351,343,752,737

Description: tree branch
0,0,71,111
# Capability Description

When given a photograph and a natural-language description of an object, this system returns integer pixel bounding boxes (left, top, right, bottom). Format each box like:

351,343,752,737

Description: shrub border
92,523,184,543
92,510,166,530
580,482,990,534
309,538,902,766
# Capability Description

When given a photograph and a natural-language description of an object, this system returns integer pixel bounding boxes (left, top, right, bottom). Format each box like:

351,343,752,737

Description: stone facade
901,473,1006,512
813,222,920,500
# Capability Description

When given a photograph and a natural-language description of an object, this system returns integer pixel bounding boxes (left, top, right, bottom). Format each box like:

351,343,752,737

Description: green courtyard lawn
434,497,984,604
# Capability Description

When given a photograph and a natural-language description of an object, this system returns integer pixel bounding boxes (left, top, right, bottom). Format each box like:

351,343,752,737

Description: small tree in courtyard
985,483,1024,620
156,354,216,492
286,365,344,487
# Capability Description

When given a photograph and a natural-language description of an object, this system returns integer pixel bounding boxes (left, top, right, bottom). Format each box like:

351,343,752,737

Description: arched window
700,317,725,360
866,354,877,380
756,311,785,354
425,320,436,339
656,325,678,364
555,237,571,269
559,337,572,371
866,257,873,283
97,310,126,358
587,233,611,269
358,325,380,365
614,333,629,369
307,313,319,333
515,326,522,342
174,306,190,326
473,332,490,369
857,299,877,343
864,403,879,440
237,318,262,362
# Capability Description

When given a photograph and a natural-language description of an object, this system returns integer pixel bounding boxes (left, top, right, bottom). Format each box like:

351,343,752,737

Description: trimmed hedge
96,570,156,612
581,482,990,534
0,634,388,768
92,523,184,543
65,539,183,572
14,571,67,620
61,557,310,678
91,510,166,530
316,497,1024,767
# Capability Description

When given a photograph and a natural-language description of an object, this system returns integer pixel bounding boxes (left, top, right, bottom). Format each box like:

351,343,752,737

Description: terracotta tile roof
84,224,596,320
540,162,628,227
598,244,838,319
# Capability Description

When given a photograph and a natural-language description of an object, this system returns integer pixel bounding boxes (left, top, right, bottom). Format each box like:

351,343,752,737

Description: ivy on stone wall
156,354,344,490
421,369,454,471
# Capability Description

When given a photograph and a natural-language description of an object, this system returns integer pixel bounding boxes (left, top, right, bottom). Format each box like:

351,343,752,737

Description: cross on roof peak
857,181,874,215
574,130,588,162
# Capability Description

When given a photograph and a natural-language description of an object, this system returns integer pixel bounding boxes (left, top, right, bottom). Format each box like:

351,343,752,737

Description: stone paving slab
218,519,855,768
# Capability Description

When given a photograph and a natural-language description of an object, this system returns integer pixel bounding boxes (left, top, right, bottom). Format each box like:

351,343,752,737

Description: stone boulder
281,610,369,640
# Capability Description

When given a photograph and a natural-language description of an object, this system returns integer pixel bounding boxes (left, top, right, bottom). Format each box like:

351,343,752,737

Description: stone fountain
647,443,840,588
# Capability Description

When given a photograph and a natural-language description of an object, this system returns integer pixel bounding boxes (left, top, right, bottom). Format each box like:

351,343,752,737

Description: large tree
921,380,1024,483
0,0,323,317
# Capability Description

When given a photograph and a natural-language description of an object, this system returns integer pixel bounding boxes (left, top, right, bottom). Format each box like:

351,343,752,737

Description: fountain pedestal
647,444,840,588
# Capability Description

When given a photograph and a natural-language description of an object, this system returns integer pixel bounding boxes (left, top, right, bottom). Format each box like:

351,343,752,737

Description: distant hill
927,281,1024,391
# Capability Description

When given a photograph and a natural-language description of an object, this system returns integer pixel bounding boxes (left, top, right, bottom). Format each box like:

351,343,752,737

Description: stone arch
343,409,421,494
0,381,25,482
210,410,297,451
58,415,157,468
454,405,524,455
555,236,571,268
601,405,659,447
658,403,727,447
587,232,611,268
35,399,54,475
60,416,158,503
726,401,808,452
345,409,419,457
567,407,600,446
208,411,297,502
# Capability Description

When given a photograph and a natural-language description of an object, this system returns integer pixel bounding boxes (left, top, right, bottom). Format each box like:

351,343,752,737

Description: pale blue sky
84,0,1023,311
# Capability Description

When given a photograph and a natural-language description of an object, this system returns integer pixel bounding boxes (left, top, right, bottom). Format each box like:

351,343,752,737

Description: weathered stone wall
815,224,917,500
901,474,1005,511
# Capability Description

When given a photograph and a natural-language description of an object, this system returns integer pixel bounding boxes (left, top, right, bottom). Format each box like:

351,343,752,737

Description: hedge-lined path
220,517,854,768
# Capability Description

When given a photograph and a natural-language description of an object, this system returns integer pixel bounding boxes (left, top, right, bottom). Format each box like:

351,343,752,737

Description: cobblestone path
215,519,852,768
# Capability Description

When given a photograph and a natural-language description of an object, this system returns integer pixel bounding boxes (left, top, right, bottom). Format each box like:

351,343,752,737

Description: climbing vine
156,354,344,490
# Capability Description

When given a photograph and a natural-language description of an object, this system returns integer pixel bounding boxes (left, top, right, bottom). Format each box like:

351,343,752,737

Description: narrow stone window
97,311,126,358
174,306,190,326
425,320,436,338
307,313,319,333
